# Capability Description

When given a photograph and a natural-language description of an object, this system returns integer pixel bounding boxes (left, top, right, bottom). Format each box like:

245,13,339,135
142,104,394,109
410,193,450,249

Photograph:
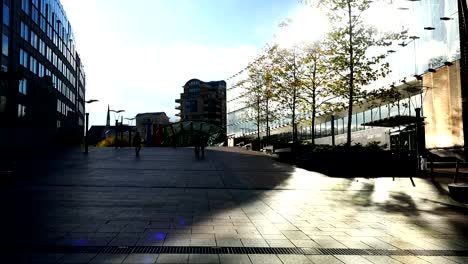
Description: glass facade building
227,0,465,150
0,0,85,149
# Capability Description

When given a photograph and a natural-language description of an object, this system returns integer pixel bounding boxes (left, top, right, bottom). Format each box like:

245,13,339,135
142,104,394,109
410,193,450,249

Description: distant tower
106,105,110,126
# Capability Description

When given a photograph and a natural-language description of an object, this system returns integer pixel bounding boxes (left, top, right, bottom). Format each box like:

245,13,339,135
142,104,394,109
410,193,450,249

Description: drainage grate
2,246,468,256
319,248,371,255
407,249,468,256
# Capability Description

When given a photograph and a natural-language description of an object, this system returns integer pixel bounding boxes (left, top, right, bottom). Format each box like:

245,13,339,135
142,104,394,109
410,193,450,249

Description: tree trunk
346,0,354,146
266,96,270,145
257,96,260,146
311,61,317,147
292,50,298,145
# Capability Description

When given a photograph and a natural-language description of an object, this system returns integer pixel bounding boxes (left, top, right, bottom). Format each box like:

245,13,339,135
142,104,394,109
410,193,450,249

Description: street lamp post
109,109,125,148
125,117,136,146
81,99,99,154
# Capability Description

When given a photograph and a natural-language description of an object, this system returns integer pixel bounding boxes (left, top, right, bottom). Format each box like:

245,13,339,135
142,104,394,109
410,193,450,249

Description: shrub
96,136,129,147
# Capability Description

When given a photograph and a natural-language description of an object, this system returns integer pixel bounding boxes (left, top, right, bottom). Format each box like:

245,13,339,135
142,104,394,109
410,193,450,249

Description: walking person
200,137,206,159
133,132,142,156
194,135,200,160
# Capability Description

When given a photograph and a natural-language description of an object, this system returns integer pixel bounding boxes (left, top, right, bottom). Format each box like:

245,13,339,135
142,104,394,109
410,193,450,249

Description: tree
313,0,404,145
300,42,336,146
269,45,308,145
235,46,281,147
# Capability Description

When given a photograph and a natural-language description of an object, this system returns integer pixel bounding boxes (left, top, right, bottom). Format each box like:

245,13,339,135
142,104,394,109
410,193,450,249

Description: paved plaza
1,147,468,263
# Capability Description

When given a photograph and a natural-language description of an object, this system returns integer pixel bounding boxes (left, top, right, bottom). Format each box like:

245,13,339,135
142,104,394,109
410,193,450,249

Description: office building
0,0,85,150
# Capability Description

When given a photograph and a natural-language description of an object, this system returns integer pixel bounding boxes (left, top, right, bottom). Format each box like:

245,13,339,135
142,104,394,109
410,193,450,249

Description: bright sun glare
275,7,330,48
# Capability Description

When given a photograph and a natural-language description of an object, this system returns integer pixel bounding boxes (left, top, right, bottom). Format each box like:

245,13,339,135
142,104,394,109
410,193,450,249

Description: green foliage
233,0,406,148
311,0,405,145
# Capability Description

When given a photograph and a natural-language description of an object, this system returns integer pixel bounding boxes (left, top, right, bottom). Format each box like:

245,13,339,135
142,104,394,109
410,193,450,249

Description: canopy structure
361,115,421,127
162,121,225,146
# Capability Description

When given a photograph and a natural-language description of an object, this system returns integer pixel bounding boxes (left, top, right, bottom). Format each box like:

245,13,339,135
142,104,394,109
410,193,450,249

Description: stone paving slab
1,147,468,264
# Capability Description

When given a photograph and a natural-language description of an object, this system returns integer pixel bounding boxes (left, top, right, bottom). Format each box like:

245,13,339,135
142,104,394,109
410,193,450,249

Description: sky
59,0,306,127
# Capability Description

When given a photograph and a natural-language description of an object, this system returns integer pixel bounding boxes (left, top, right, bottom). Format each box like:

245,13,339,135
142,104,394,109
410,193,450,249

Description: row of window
57,98,72,116
21,0,77,61
19,48,76,104
228,95,423,138
20,21,76,86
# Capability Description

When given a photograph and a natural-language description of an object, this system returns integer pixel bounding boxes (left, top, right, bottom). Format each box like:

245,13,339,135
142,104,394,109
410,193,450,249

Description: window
46,46,52,61
52,53,57,67
185,100,198,112
32,7,39,24
19,49,28,67
40,0,46,15
389,102,399,117
20,22,29,41
18,104,26,117
335,118,340,135
39,39,45,55
40,16,46,32
21,0,29,14
38,62,44,77
343,116,348,135
371,106,380,121
2,34,8,56
47,25,52,39
29,56,37,74
30,31,38,49
19,79,27,94
380,105,389,119
356,112,364,131
3,4,9,26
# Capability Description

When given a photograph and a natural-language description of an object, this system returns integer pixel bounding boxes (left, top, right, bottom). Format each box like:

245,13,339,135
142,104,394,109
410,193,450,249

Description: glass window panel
399,98,410,116
351,114,357,132
3,4,9,26
357,112,364,131
343,116,348,134
381,105,389,119
335,118,340,135
389,102,399,117
2,34,8,56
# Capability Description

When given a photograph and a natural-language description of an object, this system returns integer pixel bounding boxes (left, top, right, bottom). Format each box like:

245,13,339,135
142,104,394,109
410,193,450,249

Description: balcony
175,105,181,110
175,99,181,103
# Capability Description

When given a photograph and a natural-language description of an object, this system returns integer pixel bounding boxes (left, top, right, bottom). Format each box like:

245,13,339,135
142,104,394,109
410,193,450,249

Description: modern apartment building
227,0,468,154
0,0,85,150
175,79,227,133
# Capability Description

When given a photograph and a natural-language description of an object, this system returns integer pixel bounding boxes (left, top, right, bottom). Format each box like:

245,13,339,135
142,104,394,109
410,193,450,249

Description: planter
448,183,468,203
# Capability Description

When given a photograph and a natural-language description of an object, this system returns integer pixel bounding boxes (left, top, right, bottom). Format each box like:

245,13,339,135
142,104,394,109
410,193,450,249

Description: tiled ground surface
1,147,467,263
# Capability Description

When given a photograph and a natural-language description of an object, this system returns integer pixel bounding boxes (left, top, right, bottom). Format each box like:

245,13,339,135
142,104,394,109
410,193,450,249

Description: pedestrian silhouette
200,136,206,159
133,132,142,156
194,135,200,160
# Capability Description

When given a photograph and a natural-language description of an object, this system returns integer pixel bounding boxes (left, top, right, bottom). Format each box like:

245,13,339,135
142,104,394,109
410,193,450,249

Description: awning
362,115,421,127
